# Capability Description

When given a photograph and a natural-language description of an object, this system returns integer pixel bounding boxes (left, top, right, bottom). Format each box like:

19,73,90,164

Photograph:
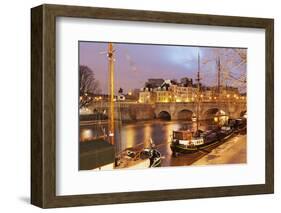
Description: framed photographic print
31,4,274,208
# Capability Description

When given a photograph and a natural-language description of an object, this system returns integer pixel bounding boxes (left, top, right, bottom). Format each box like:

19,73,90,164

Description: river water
80,120,228,167
81,120,211,150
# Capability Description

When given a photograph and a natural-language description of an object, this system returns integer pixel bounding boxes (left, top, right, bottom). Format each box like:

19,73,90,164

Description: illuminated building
139,78,245,104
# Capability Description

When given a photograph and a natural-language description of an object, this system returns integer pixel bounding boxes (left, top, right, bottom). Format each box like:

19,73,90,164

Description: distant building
145,78,164,89
200,86,242,101
180,77,193,87
139,80,169,103
155,87,173,103
156,80,197,102
139,78,245,103
139,88,156,103
220,86,241,101
132,88,140,98
171,85,197,102
123,89,139,102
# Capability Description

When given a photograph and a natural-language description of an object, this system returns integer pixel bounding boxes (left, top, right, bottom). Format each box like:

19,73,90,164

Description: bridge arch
177,109,194,121
158,111,171,121
203,108,228,124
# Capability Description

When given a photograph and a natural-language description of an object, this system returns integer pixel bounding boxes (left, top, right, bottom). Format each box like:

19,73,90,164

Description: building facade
139,78,245,104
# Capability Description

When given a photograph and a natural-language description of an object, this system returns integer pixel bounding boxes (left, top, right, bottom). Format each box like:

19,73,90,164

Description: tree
79,65,101,109
79,65,101,95
201,48,247,92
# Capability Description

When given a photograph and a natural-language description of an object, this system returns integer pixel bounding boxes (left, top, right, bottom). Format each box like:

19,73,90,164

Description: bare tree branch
79,65,101,109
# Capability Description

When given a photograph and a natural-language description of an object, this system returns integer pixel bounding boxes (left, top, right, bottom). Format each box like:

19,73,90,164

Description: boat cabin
172,130,204,146
173,130,193,140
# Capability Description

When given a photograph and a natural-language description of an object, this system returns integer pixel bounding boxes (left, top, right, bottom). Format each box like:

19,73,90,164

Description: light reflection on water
80,120,216,154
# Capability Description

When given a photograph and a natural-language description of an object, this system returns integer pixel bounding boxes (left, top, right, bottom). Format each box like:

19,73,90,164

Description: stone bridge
154,101,246,120
86,101,246,121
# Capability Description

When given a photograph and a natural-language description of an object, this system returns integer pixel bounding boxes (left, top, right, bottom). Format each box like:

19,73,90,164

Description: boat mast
108,43,115,145
196,52,201,131
217,57,221,100
216,56,222,124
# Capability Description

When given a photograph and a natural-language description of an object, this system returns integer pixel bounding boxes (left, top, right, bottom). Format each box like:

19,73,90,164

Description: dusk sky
79,42,247,94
